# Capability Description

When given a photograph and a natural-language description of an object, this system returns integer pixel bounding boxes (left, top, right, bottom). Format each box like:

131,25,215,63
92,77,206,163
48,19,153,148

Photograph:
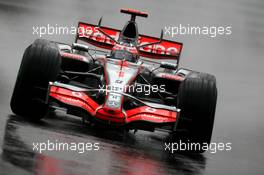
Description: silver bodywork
103,60,139,110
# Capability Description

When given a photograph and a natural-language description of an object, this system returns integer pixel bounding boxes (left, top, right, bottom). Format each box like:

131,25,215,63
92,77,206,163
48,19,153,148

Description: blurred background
0,0,263,174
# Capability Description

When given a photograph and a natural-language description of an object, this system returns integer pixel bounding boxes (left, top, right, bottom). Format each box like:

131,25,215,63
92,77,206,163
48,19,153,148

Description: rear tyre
172,72,217,153
10,39,61,120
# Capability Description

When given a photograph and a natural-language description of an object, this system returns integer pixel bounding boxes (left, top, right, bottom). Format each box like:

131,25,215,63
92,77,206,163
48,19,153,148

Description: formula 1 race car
11,9,217,152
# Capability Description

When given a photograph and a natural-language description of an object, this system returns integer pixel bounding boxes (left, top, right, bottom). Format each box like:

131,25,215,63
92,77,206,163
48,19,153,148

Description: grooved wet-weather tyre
175,72,217,153
10,39,61,120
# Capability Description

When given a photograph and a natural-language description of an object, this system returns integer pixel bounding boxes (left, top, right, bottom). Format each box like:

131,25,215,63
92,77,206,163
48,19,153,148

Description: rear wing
76,22,183,61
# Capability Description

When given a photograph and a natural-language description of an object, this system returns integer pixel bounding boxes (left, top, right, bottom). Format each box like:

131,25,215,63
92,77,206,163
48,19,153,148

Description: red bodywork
76,22,183,60
49,85,177,125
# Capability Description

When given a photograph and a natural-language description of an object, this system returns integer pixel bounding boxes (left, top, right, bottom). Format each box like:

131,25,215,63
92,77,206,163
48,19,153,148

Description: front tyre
10,39,61,120
174,72,217,153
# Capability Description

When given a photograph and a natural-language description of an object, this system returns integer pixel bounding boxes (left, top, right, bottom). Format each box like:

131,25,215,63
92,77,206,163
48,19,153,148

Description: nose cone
102,60,139,113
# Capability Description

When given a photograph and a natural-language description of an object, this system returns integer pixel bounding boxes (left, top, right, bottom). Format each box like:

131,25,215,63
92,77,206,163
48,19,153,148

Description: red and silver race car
11,9,217,152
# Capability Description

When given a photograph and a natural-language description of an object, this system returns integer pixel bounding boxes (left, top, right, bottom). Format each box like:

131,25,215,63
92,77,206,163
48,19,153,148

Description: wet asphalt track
0,0,264,174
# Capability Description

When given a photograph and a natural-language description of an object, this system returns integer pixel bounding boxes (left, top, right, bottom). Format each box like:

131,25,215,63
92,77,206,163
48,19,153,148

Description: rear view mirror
72,43,89,52
160,62,177,70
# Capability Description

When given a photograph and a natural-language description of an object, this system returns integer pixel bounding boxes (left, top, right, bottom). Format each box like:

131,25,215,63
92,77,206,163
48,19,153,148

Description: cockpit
111,50,139,63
